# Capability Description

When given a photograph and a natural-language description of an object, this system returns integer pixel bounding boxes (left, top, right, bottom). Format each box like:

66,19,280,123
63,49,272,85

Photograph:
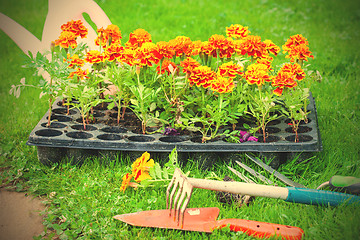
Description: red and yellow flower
60,20,88,39
207,34,234,58
120,173,133,192
263,39,280,56
126,28,152,49
104,43,124,62
95,24,122,47
234,35,267,59
217,61,243,79
66,54,84,68
68,68,89,80
117,47,135,66
244,63,272,86
180,57,201,75
168,36,193,58
84,50,104,64
131,152,155,182
54,31,77,49
283,34,314,63
156,41,175,60
188,65,216,88
211,75,235,93
226,24,250,39
133,42,162,67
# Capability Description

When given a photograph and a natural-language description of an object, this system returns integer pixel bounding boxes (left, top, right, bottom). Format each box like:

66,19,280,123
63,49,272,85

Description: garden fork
166,168,360,228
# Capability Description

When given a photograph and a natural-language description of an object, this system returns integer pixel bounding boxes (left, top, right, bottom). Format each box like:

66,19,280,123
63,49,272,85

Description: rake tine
178,180,193,228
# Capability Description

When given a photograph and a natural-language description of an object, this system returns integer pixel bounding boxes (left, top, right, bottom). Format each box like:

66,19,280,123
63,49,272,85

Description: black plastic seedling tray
27,93,322,166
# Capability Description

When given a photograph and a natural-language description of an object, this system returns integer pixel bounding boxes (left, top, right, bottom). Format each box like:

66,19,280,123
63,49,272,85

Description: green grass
1,0,360,239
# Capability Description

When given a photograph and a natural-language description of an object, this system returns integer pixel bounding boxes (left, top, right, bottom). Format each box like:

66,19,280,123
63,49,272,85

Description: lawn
0,0,359,239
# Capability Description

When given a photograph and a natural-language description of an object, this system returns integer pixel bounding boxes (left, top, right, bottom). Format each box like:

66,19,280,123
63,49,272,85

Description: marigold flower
156,59,177,75
263,39,280,56
118,47,135,66
272,71,298,96
191,40,203,56
126,28,152,49
280,63,305,81
211,75,235,93
54,31,77,49
133,42,161,67
282,34,309,52
285,44,314,63
208,34,234,58
120,173,133,192
168,36,193,57
104,43,124,62
68,68,89,80
217,61,243,79
244,63,272,86
180,57,200,75
226,24,250,39
95,24,122,47
188,65,216,88
67,54,84,68
131,152,155,182
256,56,273,71
234,35,267,59
84,50,104,64
61,20,88,38
156,41,175,59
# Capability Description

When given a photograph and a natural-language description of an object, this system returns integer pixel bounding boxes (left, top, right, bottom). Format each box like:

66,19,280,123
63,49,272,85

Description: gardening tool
316,175,360,195
114,168,304,239
245,154,306,188
114,207,304,240
165,168,360,228
244,154,360,195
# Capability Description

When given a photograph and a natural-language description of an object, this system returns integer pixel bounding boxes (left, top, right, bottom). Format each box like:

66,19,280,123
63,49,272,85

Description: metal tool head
166,168,194,228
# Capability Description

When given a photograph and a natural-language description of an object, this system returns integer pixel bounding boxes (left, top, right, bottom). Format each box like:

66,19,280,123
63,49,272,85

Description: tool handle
214,219,303,240
285,187,360,206
329,175,360,195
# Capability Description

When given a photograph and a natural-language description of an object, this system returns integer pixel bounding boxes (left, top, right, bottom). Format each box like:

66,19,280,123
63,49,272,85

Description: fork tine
177,180,193,228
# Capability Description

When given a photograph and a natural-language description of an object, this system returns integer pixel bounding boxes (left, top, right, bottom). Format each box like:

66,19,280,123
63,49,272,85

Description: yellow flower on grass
131,152,155,182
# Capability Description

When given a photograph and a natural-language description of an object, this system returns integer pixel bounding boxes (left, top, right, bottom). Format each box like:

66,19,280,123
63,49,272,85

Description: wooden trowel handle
214,218,303,240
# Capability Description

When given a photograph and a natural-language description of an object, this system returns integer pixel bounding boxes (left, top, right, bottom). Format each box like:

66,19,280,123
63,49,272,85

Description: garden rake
166,168,360,229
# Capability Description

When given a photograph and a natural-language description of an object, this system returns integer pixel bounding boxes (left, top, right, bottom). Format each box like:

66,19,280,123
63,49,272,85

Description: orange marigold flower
156,59,177,75
120,173,133,192
200,41,213,56
217,61,243,79
282,34,309,52
68,68,89,80
244,63,272,86
207,34,235,58
67,54,84,68
95,24,122,47
118,47,135,66
226,24,250,39
54,31,77,49
156,41,175,59
285,44,314,63
84,50,104,64
104,43,124,62
191,40,203,56
280,63,306,81
263,39,280,56
188,65,216,88
235,35,267,59
168,36,193,57
180,57,200,75
131,152,155,182
256,56,273,71
133,42,161,67
272,71,298,96
126,28,152,49
211,75,235,93
61,20,88,38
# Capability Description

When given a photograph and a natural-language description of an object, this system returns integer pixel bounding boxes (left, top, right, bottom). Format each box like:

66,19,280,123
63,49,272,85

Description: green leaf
154,163,162,179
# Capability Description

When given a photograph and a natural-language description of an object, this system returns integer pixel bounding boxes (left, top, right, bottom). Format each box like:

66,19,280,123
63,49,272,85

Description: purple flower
163,128,179,136
247,136,258,142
